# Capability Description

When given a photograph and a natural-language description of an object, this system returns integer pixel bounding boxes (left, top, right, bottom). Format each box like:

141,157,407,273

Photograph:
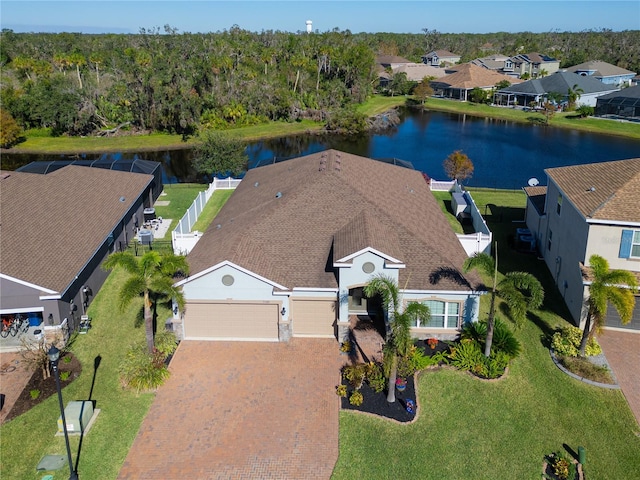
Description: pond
4,108,639,189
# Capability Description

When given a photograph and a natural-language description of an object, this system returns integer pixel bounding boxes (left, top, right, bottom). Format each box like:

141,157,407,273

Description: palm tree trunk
386,354,397,403
144,290,155,354
484,244,498,357
578,310,593,358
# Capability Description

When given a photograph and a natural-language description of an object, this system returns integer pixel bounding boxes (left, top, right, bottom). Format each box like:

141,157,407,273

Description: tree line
1,26,638,140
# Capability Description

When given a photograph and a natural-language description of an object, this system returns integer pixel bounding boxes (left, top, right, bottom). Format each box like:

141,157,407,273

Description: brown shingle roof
433,63,522,89
566,60,636,77
523,186,547,216
186,150,479,292
0,166,153,293
545,159,640,223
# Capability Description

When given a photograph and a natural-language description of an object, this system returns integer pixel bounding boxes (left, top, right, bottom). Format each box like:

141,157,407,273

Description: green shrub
485,351,510,379
30,389,41,400
460,319,522,358
336,384,347,397
545,451,576,480
119,342,170,393
365,362,386,393
449,340,484,371
552,326,601,357
153,329,179,357
62,355,72,364
343,364,367,389
60,371,71,381
349,390,364,406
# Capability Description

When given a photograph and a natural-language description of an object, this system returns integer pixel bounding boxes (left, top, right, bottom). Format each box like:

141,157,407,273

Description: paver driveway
118,338,343,479
598,330,640,428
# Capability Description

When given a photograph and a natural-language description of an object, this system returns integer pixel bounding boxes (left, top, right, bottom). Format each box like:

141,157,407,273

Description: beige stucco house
175,150,482,343
523,159,640,331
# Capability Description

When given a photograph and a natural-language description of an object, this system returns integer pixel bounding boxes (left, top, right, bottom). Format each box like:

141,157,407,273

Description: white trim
176,260,288,291
292,287,340,292
0,306,44,314
334,247,404,265
402,289,480,295
0,273,58,294
39,295,62,300
586,218,640,227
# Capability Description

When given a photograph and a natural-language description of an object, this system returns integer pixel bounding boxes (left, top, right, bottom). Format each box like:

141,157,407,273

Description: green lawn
0,268,156,480
153,183,207,232
191,189,235,232
332,188,640,480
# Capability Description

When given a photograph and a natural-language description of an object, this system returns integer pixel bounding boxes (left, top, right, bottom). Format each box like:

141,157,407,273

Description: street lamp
48,345,79,480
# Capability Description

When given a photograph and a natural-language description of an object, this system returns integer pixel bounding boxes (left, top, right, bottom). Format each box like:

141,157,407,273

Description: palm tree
102,251,189,354
463,243,544,357
567,84,584,110
579,255,637,357
363,274,430,403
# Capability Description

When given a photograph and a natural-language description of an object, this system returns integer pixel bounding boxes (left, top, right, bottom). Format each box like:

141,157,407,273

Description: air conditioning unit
57,401,93,434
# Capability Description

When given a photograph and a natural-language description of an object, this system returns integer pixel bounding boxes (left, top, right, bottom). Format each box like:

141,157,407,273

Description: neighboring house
176,150,482,343
495,71,619,107
376,55,412,69
565,60,636,87
430,63,522,101
508,52,560,78
595,85,640,120
391,63,447,82
470,54,512,74
422,50,461,67
0,166,157,336
523,159,640,331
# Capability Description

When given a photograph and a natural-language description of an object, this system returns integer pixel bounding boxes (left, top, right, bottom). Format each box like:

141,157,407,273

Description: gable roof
545,158,640,223
376,55,411,66
0,166,153,293
523,186,547,216
425,50,459,59
566,60,636,78
512,52,557,64
499,71,617,95
186,150,480,292
432,63,522,89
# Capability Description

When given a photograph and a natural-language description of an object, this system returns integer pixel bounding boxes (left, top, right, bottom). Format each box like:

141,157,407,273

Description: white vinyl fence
172,177,241,255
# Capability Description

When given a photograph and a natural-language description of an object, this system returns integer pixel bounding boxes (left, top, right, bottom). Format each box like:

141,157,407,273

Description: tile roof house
422,50,461,67
0,166,156,344
565,60,636,87
430,63,522,101
176,150,482,343
496,71,619,107
523,159,640,331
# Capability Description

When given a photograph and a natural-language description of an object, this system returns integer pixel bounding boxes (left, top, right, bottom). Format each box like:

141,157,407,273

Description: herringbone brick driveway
118,338,343,479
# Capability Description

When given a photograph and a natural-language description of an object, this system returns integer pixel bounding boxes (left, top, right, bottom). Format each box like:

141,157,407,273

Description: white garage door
292,299,336,337
184,302,279,341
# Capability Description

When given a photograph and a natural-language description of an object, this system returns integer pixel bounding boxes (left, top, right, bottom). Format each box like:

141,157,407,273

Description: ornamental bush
552,326,601,357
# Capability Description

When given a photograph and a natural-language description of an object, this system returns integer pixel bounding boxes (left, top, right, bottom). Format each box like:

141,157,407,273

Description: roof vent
119,196,126,202
587,186,596,192
276,192,282,198
216,224,221,229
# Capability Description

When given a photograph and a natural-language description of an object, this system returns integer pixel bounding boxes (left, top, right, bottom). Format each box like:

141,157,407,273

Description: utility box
57,401,93,434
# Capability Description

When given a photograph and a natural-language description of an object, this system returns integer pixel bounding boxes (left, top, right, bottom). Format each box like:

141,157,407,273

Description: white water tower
306,20,313,33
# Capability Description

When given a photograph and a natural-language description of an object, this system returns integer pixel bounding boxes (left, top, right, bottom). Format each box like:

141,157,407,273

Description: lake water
4,109,639,189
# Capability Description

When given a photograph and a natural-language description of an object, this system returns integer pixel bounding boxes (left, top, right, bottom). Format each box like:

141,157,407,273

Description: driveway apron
598,330,640,428
118,338,343,479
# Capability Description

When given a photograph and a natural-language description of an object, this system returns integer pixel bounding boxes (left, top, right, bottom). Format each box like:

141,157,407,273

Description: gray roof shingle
186,150,480,292
0,166,153,293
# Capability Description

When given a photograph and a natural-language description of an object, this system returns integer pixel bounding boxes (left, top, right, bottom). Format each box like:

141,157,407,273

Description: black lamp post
48,345,79,480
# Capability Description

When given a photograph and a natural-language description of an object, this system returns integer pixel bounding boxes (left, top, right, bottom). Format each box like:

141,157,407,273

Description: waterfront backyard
1,186,639,479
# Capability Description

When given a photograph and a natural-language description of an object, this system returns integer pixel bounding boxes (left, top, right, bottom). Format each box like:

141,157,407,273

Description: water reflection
3,108,639,189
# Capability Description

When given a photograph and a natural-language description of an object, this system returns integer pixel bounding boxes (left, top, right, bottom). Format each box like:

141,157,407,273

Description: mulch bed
4,353,82,422
340,339,450,422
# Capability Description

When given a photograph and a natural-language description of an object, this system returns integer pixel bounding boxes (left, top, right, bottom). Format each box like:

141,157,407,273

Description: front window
633,230,640,258
412,299,460,328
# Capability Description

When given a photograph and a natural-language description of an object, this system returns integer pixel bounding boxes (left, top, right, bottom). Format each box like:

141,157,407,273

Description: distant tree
494,79,511,91
0,110,23,148
325,107,367,135
192,130,248,178
567,84,584,110
413,78,434,105
443,150,474,182
469,87,489,104
541,101,556,124
387,71,410,96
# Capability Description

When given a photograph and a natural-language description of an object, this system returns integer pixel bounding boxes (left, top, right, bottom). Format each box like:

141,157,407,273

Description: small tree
192,130,248,179
0,110,23,148
413,78,434,105
542,101,556,124
443,150,474,183
469,87,488,104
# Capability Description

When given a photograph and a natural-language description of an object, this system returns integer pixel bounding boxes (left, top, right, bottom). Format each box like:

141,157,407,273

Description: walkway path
118,338,343,479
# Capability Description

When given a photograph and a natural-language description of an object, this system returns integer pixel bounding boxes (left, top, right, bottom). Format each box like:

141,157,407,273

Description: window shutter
619,230,633,258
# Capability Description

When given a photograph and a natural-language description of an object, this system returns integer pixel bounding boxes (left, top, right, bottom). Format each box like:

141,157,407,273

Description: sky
1,0,639,35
